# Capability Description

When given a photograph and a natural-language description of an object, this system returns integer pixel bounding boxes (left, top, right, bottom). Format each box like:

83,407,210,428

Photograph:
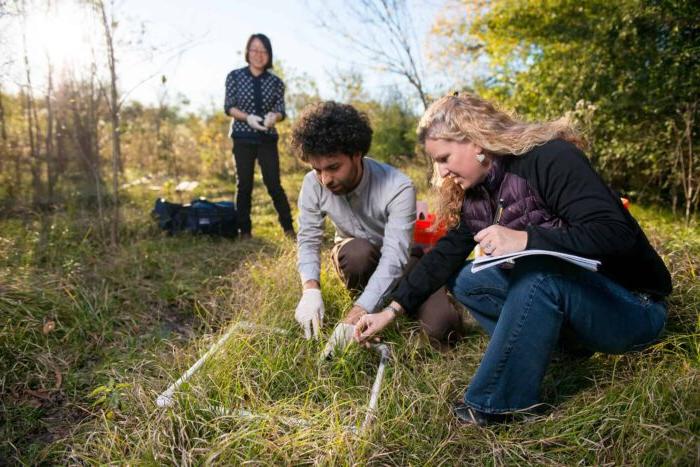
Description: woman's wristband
385,302,404,317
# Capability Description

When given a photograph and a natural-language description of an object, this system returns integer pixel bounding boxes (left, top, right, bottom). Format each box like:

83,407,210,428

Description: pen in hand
493,198,504,225
474,199,504,258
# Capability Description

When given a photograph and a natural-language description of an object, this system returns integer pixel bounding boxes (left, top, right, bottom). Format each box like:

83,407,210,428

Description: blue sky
3,0,464,114
116,0,447,113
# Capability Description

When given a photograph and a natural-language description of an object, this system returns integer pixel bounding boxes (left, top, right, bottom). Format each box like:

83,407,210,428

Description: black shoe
452,402,510,427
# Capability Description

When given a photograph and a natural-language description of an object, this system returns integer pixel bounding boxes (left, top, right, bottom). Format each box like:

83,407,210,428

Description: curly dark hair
291,101,373,162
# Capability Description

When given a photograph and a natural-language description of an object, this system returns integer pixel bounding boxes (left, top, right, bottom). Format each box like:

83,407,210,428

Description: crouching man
291,101,464,356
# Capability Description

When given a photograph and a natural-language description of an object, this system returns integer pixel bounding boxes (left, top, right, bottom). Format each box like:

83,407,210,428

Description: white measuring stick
361,343,391,431
205,342,391,434
156,321,289,407
157,324,390,435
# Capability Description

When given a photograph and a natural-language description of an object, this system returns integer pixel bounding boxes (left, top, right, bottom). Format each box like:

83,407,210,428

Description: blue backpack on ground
152,198,238,238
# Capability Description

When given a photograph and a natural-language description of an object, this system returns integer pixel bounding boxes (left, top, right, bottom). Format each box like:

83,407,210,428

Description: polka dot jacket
224,66,286,143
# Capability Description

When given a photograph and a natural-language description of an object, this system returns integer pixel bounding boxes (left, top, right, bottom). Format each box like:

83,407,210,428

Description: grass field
1,160,698,465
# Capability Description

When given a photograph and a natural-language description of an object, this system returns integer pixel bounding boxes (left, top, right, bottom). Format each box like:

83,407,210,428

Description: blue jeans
447,256,667,414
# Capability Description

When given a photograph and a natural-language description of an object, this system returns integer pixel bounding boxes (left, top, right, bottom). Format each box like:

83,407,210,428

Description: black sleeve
274,79,286,121
224,72,236,115
524,142,636,256
392,218,475,316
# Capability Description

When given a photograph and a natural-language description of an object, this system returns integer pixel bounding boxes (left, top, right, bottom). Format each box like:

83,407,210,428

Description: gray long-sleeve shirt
297,157,416,313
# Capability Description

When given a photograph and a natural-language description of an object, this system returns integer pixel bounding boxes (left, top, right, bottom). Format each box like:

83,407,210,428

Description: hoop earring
475,153,486,164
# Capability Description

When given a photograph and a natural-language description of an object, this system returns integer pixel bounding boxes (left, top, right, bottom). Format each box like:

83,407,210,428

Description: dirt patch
38,403,89,443
4,388,89,460
158,302,197,339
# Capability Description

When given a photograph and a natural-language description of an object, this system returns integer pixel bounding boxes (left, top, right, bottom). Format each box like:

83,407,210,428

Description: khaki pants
331,237,465,346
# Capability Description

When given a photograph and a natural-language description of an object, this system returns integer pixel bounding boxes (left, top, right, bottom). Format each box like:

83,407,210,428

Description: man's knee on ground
418,289,465,346
335,238,380,291
420,316,465,346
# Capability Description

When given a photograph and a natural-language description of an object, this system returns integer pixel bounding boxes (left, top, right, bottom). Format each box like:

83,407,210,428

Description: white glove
246,114,267,131
295,288,324,339
263,112,278,128
320,323,355,361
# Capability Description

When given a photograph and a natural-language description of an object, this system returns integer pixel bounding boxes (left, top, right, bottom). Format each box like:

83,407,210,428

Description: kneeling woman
354,93,671,426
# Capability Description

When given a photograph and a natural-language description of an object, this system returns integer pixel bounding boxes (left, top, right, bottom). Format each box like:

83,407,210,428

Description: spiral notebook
471,249,601,273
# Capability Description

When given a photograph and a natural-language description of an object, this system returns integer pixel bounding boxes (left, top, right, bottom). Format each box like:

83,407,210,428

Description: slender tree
673,101,699,223
94,0,122,245
44,56,55,203
315,0,429,110
0,85,7,177
19,0,43,204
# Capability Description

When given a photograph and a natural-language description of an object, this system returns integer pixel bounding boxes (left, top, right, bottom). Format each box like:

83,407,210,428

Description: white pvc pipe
157,323,391,436
361,343,391,431
211,343,391,434
156,321,289,407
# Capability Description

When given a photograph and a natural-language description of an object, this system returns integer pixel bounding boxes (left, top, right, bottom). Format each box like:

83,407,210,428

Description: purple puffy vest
461,159,566,234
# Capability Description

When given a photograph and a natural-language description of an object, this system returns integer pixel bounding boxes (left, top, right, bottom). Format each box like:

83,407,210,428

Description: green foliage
335,73,418,163
89,379,131,411
370,100,418,162
361,98,418,163
438,0,700,216
326,70,419,163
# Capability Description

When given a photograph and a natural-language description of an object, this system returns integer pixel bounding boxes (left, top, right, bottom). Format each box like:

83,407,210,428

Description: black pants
232,141,293,234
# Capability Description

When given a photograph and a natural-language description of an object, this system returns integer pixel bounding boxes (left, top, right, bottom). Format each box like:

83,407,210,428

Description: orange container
414,213,447,251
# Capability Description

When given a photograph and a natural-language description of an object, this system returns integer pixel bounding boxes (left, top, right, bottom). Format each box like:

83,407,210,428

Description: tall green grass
1,163,698,465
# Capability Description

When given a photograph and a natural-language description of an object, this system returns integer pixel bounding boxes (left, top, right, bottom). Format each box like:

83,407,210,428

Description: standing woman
224,33,294,239
354,93,672,426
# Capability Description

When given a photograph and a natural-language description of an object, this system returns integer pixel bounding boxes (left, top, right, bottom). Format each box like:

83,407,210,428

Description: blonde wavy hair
418,93,587,229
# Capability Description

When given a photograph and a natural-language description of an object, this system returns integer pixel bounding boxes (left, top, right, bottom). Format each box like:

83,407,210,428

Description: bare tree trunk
96,0,122,245
682,102,697,225
0,85,7,178
671,191,678,216
45,58,55,204
22,58,42,205
89,67,106,239
19,0,44,205
674,102,698,225
30,89,44,203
